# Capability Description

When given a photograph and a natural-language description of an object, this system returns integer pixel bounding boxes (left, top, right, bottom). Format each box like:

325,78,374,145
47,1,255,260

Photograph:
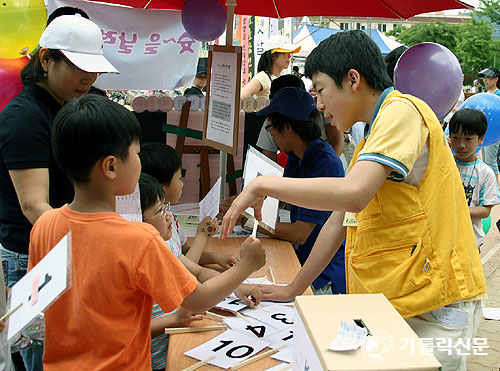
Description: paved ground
467,204,500,370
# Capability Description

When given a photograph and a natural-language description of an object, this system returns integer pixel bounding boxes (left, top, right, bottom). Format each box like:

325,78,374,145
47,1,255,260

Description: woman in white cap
241,35,300,99
0,15,117,371
240,35,300,163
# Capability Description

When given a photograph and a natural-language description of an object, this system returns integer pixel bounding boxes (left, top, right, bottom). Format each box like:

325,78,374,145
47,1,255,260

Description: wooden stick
233,311,249,323
254,305,269,312
164,324,226,335
255,276,268,284
205,311,226,322
269,266,277,285
181,356,216,371
0,302,23,321
231,344,287,370
251,219,258,238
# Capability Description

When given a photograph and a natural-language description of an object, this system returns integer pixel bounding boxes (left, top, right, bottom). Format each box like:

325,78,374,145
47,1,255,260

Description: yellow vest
345,90,486,318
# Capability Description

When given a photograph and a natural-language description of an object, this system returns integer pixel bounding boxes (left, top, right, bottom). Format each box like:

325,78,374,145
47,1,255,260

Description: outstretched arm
258,211,347,302
221,160,391,238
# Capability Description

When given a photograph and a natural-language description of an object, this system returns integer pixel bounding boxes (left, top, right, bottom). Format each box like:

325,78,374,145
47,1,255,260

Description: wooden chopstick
181,355,216,371
205,311,226,322
0,302,23,321
164,324,226,335
231,344,287,370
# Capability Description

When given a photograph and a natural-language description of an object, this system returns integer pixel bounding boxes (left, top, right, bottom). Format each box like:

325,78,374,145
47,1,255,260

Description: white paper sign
268,328,294,348
115,183,142,222
224,316,279,340
7,233,72,340
199,177,221,220
243,146,284,231
215,295,248,312
206,51,238,148
242,304,294,331
185,329,270,369
483,307,500,320
48,0,201,90
271,345,293,363
327,320,367,351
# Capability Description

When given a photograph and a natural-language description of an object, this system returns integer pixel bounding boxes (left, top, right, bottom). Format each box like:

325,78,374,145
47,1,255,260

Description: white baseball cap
263,35,301,54
39,15,119,74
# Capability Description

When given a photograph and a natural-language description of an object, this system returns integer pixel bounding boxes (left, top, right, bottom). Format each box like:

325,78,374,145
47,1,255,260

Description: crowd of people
0,5,499,371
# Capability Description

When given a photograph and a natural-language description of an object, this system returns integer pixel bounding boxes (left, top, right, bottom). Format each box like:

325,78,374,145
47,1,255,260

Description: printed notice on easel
203,45,242,156
7,232,72,341
116,183,142,222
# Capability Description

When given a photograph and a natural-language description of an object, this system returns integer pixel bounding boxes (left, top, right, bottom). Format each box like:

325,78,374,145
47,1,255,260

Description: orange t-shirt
28,205,197,370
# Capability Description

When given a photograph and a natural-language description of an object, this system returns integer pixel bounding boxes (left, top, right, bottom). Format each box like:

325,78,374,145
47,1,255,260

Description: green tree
455,18,495,85
476,0,500,26
386,21,460,51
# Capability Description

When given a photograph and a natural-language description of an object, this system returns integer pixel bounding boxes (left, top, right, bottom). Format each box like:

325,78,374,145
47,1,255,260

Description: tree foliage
476,0,500,26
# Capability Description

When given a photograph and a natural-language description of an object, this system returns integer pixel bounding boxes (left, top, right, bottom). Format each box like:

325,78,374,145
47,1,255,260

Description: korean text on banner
48,0,201,90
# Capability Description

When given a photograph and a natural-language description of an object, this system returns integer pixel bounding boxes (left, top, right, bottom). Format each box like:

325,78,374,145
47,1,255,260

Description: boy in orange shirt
28,95,265,370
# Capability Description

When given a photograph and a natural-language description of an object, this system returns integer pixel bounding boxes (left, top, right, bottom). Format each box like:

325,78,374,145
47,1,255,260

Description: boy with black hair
256,87,346,295
29,95,265,370
138,173,261,371
222,31,486,370
449,108,500,249
139,142,237,268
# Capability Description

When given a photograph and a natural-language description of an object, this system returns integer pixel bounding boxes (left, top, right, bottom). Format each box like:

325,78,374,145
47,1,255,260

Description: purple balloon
460,93,500,147
182,0,227,42
394,43,463,120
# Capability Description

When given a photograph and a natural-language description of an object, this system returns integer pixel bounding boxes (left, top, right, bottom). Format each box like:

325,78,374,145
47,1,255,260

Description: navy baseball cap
478,67,499,78
196,66,207,76
257,87,316,121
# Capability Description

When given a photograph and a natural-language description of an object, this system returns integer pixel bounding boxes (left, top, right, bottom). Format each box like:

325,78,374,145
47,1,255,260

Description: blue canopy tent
293,24,403,58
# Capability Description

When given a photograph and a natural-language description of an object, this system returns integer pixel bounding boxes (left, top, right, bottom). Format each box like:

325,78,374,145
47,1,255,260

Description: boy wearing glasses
256,87,346,295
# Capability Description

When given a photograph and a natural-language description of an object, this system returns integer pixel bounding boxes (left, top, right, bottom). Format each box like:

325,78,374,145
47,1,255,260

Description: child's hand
239,236,266,272
196,217,219,239
0,318,5,332
212,253,239,270
235,284,263,308
173,307,203,327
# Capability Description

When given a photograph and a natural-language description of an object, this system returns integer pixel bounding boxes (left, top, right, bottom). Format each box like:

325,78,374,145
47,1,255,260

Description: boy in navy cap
255,87,346,295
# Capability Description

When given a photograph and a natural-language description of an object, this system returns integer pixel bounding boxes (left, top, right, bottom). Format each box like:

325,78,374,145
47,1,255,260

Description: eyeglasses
143,203,169,221
265,123,273,132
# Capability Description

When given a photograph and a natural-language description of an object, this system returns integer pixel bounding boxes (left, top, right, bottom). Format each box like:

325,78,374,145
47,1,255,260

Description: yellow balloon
0,0,47,59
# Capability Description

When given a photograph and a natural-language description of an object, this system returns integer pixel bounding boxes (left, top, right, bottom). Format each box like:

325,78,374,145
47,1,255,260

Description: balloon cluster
181,0,227,42
0,0,46,113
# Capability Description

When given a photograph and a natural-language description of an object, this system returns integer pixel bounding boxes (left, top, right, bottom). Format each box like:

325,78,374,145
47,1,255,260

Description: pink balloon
0,57,28,113
181,0,227,42
394,43,463,120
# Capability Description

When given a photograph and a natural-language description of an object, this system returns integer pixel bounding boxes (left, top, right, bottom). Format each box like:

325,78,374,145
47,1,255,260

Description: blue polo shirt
284,138,346,293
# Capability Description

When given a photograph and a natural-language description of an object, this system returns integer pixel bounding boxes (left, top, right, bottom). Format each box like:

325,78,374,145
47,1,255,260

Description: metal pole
218,0,236,200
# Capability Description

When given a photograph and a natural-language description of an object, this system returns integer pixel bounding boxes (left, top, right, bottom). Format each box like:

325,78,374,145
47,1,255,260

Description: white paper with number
264,363,291,371
268,328,294,348
241,304,294,331
271,345,293,363
184,329,270,369
215,295,248,312
199,177,221,220
242,146,284,231
223,316,279,340
7,233,72,341
115,183,142,222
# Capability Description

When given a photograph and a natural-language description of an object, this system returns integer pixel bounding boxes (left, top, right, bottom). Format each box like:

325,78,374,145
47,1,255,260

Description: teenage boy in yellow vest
221,31,486,370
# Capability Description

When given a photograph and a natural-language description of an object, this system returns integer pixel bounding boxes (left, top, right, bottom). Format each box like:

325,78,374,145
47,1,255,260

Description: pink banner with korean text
48,0,201,90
